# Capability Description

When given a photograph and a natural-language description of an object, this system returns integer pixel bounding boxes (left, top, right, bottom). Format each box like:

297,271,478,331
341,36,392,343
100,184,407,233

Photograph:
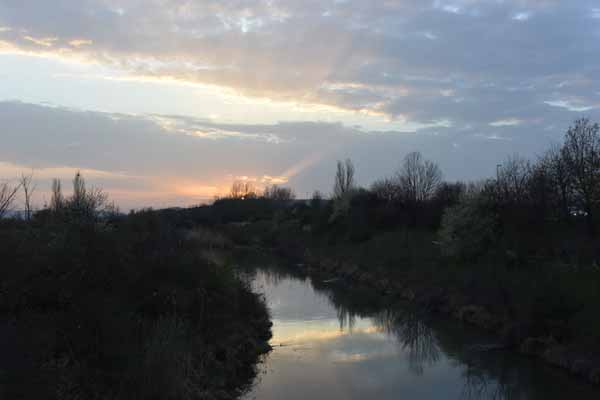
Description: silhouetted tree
541,144,573,221
68,172,108,220
50,178,64,212
310,190,324,207
263,185,295,201
333,159,355,200
0,180,20,218
397,152,442,203
230,180,258,199
370,177,402,202
19,171,36,221
495,154,531,205
561,118,600,234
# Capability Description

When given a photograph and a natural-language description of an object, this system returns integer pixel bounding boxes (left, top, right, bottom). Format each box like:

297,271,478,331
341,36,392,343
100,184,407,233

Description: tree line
325,118,599,246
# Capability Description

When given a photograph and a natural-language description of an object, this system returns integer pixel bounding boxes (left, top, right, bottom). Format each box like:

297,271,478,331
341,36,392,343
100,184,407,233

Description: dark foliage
0,179,270,399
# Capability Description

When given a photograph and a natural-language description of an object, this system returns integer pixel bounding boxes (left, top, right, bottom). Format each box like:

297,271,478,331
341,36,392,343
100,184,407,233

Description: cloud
512,12,532,21
0,0,598,129
1,1,600,208
68,39,93,48
544,99,597,112
1,100,590,208
0,100,368,207
22,35,58,47
489,118,522,127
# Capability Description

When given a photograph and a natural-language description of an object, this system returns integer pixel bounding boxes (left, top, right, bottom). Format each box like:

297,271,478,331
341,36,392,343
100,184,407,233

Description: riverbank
299,251,600,386
242,262,600,399
298,252,600,385
223,222,600,387
0,210,272,399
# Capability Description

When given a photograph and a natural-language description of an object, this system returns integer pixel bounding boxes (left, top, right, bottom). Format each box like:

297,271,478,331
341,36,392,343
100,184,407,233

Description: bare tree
263,185,295,201
19,171,36,221
561,118,600,233
495,154,531,205
540,144,573,220
371,178,402,202
68,172,108,218
229,180,258,199
50,178,64,212
333,159,355,200
397,152,442,202
0,180,20,218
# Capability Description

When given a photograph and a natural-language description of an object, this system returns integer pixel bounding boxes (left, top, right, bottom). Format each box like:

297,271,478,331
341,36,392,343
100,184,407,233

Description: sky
1,0,600,209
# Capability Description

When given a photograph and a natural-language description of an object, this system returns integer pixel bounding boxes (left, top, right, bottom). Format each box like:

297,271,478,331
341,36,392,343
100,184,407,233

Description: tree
561,118,600,234
0,180,20,219
438,195,497,260
539,145,573,221
263,185,295,201
370,178,402,202
310,190,324,208
50,178,64,212
229,181,258,199
333,159,355,200
19,171,36,221
495,155,531,205
397,152,442,203
67,172,108,220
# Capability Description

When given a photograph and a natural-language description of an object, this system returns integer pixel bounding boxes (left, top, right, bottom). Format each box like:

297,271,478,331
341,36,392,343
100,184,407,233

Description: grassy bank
0,179,271,399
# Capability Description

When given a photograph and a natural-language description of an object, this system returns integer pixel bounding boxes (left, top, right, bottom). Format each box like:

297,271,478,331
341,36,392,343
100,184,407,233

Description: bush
438,196,497,260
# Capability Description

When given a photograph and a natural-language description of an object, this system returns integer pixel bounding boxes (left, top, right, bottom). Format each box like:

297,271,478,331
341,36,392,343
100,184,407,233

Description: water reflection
240,262,600,400
373,309,440,376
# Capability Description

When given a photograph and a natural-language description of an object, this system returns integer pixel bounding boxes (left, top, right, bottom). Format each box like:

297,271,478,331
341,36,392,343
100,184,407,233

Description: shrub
438,196,497,260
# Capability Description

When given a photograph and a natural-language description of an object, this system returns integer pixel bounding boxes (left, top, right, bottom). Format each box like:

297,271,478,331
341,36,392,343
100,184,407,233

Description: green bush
438,196,498,260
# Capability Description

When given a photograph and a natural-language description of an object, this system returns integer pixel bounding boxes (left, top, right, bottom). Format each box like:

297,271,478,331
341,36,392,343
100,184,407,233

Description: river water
241,265,600,400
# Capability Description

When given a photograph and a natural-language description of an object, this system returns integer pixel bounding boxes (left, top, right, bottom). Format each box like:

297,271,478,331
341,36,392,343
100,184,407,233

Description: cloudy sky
1,0,599,209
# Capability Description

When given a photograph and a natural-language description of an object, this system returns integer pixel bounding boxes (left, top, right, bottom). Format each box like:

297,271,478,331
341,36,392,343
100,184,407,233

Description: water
242,265,600,400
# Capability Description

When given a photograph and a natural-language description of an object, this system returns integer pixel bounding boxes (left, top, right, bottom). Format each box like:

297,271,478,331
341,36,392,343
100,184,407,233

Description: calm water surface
242,265,600,400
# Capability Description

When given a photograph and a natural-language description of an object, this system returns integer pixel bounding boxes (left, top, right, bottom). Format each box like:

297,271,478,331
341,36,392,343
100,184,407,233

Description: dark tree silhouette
397,152,442,203
0,180,20,218
561,118,600,234
19,171,36,221
333,159,355,200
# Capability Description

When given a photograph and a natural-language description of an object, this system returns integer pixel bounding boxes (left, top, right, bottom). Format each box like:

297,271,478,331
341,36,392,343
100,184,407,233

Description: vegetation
2,117,599,393
203,118,600,369
0,174,271,399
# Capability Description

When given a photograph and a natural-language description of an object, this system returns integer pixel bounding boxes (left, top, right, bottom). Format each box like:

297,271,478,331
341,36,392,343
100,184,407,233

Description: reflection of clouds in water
245,266,600,400
250,269,337,322
271,318,382,346
254,267,443,375
372,309,441,376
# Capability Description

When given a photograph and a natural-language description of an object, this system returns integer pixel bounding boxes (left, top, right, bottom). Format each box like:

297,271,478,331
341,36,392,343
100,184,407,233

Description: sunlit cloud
489,118,522,127
1,1,600,209
544,99,596,112
261,175,289,185
1,0,597,132
22,35,58,47
68,39,93,48
512,12,532,21
437,3,462,14
474,133,512,141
